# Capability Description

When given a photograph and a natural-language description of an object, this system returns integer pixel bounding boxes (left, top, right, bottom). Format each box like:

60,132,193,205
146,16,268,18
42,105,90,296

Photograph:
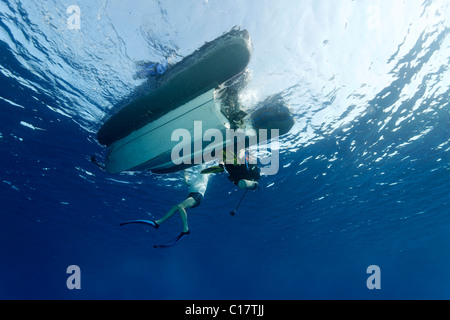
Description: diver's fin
201,165,225,174
153,231,190,248
119,220,159,229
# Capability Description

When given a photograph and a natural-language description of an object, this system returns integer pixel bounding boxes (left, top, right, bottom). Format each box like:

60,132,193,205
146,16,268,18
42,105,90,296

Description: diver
120,166,209,248
201,148,260,191
225,148,260,190
224,148,260,190
200,147,260,217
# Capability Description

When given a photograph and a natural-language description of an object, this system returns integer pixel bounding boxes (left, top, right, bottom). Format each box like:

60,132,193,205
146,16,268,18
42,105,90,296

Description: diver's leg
155,197,195,228
150,197,196,248
177,198,196,233
155,204,180,225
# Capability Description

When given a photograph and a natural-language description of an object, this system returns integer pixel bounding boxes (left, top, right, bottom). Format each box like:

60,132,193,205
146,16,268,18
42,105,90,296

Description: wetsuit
224,162,260,186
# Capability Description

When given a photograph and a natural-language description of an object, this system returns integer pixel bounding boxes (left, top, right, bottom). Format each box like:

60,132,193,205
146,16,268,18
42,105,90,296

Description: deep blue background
1,63,449,299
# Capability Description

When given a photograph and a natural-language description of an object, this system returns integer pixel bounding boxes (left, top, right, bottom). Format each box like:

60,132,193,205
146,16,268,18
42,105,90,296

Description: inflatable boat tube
97,28,252,147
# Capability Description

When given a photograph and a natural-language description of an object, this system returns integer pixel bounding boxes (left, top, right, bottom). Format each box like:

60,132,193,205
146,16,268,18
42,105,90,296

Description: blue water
1,0,449,299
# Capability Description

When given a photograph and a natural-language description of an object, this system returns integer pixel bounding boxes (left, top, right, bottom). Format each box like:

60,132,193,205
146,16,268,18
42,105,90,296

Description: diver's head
250,95,294,140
